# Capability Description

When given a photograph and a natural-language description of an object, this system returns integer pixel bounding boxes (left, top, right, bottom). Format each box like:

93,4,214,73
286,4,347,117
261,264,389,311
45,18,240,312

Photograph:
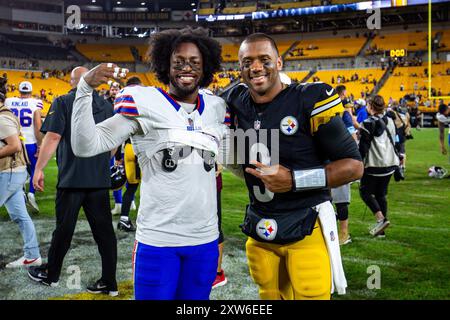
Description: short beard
169,75,200,98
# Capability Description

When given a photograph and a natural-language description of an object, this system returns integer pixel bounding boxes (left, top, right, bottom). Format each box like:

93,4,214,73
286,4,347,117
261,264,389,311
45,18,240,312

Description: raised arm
71,64,139,157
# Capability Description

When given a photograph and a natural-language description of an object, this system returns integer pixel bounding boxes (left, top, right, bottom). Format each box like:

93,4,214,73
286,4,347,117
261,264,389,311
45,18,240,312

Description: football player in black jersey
223,33,363,300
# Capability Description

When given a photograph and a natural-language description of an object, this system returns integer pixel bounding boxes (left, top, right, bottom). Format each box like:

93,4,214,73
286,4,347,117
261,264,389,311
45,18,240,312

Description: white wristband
292,168,327,192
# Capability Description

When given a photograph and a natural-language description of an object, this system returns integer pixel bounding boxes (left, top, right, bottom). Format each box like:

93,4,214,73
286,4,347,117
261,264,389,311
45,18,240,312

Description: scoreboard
385,49,408,58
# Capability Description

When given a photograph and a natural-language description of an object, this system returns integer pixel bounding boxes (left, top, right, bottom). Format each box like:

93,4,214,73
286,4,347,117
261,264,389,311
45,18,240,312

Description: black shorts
396,142,406,155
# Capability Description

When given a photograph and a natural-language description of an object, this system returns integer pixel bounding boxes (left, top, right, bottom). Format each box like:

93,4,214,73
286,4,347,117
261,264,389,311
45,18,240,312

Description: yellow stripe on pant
245,220,331,300
124,143,140,184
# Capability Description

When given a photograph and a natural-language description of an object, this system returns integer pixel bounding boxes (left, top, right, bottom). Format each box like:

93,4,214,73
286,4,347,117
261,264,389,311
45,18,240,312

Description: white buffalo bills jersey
5,97,43,144
114,86,229,247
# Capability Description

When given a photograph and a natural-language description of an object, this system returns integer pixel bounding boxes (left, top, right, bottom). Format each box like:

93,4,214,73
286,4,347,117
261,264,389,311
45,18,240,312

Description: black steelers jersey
223,81,354,215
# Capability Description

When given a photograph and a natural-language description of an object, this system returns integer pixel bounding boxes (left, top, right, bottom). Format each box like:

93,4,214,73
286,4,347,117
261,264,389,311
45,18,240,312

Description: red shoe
212,269,228,289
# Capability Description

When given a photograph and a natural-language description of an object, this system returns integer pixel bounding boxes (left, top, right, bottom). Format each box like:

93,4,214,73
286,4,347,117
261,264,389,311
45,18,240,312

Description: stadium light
117,1,121,4
92,0,96,3
193,8,197,12
191,2,196,6
141,2,146,5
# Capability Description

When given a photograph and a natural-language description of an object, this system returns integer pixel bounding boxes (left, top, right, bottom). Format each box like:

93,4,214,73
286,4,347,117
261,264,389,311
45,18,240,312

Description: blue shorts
133,239,219,300
25,143,38,194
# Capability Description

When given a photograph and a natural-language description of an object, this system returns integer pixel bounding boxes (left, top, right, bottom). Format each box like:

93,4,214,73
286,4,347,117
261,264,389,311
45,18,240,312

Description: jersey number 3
250,143,274,203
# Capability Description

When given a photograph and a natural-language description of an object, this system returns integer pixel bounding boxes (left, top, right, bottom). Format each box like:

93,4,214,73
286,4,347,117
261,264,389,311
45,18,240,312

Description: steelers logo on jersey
280,116,298,135
256,219,278,241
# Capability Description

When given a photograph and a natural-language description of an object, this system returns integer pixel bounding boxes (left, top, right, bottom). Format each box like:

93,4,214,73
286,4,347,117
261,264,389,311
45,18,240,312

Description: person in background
116,76,143,232
355,98,368,125
331,85,357,245
70,27,227,300
212,163,227,288
0,89,42,268
104,82,126,215
4,81,43,213
27,67,118,296
436,103,449,158
224,33,363,300
388,102,411,174
358,95,399,238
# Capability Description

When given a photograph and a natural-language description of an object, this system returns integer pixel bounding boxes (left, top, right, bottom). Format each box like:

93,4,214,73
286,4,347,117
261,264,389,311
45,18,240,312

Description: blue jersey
356,107,368,124
342,110,356,135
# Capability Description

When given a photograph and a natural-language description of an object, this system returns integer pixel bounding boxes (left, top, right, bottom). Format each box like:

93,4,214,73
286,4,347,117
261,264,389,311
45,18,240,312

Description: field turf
0,128,449,300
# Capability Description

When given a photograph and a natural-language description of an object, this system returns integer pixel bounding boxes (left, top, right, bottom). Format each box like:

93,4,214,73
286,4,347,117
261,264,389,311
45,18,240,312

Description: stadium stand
135,44,149,62
285,70,310,83
221,43,241,62
75,44,135,62
286,36,366,60
378,66,428,103
429,62,450,99
222,5,256,14
1,69,72,115
438,29,450,51
0,41,73,61
308,68,384,98
369,30,428,53
377,62,449,107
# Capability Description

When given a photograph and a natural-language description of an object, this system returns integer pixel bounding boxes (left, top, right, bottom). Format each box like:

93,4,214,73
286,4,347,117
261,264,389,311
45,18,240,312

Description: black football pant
359,173,393,218
46,188,117,287
120,183,139,218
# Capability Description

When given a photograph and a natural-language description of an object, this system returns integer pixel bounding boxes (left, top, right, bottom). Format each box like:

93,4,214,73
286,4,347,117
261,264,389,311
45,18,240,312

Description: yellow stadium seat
438,29,450,51
307,68,384,98
370,31,428,52
286,36,366,60
2,69,72,115
76,44,135,62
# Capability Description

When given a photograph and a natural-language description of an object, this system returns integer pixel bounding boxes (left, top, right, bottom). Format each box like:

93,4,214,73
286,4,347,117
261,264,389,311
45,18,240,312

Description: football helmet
428,166,448,179
111,164,126,190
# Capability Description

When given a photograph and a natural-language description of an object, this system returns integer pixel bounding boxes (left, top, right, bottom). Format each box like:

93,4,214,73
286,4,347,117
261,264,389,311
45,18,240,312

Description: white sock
120,216,129,222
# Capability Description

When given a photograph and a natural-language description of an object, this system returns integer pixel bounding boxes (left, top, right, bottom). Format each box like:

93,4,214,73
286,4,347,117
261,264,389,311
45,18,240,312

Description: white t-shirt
436,113,450,129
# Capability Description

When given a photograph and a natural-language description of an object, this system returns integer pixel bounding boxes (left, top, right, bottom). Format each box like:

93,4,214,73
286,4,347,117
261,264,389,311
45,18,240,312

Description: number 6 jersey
5,97,43,144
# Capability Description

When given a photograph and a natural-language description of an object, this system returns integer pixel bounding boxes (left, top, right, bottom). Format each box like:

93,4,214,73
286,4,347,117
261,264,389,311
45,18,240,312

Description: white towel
316,201,348,295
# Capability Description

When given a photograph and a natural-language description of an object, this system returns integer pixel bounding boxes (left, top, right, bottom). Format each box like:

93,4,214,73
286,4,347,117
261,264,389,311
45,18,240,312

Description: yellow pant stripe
246,220,331,300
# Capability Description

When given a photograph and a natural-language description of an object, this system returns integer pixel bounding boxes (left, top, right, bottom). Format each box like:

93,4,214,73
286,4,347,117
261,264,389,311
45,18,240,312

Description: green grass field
1,128,449,300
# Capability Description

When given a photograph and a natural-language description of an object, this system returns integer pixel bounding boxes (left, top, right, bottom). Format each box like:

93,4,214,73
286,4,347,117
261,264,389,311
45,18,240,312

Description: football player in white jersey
5,81,43,213
71,27,229,300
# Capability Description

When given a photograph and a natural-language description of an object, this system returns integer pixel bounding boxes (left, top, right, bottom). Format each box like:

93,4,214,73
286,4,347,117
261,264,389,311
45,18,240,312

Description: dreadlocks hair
147,27,222,88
